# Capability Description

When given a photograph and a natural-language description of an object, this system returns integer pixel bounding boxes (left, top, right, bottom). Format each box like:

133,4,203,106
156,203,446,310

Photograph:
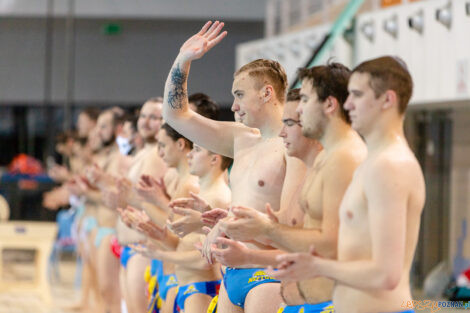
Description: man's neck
199,169,224,192
143,141,157,150
176,157,191,177
258,101,284,139
320,118,353,152
300,143,323,167
364,119,406,154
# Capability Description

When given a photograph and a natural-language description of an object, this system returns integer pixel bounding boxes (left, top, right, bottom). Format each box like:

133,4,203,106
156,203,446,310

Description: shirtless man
224,64,366,312
112,99,168,313
207,89,318,269
138,142,232,313
88,108,126,313
161,21,304,313
270,56,425,313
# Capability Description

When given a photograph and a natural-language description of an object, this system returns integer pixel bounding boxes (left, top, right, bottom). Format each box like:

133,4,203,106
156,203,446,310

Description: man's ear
324,96,339,116
261,85,274,103
382,90,397,110
210,154,219,167
176,138,186,151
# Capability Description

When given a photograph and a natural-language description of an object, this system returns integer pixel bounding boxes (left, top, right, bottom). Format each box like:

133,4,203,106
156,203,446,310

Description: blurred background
0,0,469,310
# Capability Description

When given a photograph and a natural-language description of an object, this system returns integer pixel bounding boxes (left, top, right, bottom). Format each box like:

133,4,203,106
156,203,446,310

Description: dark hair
188,93,219,120
298,62,351,123
100,107,126,128
56,130,77,144
286,88,301,102
80,107,100,121
220,156,233,171
235,59,288,103
353,56,413,114
123,112,138,133
161,123,193,149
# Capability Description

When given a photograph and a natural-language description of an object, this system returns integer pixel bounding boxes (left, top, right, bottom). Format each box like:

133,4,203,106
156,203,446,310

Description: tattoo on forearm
168,65,187,110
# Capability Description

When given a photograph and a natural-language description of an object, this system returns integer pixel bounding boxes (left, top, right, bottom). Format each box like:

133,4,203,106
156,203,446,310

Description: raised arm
162,21,250,158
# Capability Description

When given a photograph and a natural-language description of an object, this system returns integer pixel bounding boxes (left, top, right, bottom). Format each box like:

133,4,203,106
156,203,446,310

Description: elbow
378,270,401,290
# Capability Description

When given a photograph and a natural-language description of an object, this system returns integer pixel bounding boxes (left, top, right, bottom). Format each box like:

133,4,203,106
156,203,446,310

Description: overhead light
436,2,452,29
383,14,398,38
360,20,375,42
408,10,424,34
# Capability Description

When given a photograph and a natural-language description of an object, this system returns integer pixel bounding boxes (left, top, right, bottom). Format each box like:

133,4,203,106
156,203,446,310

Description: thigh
244,283,282,313
161,286,178,313
125,254,150,311
217,279,244,313
183,293,213,313
97,234,120,290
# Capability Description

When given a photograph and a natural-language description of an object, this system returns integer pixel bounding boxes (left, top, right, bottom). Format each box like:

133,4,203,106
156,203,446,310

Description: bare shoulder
233,123,262,147
323,144,366,181
164,168,178,185
182,175,200,194
365,144,425,194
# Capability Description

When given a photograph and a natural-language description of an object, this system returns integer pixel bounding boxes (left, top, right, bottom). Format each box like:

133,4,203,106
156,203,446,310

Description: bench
0,221,57,304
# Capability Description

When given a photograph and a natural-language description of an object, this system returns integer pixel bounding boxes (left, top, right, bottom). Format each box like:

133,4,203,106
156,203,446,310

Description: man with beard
115,98,167,313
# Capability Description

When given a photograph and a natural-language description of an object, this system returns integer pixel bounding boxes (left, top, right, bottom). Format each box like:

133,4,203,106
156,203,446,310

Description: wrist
315,257,331,279
264,219,276,237
175,54,192,67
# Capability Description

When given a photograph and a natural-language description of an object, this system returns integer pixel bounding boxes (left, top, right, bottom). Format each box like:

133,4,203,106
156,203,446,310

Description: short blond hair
234,59,288,103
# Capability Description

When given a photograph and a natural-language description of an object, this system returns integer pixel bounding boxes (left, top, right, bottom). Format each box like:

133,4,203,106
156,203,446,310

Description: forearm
154,231,180,251
246,249,284,268
317,258,400,291
267,224,333,256
163,56,191,119
140,202,169,228
159,250,210,270
95,174,117,191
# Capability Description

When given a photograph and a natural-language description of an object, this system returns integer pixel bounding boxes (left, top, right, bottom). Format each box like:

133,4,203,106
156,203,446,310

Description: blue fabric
94,227,116,247
280,302,334,313
75,204,86,220
147,259,165,313
223,267,280,308
1,173,53,183
56,209,76,243
151,259,162,277
120,246,136,269
83,216,98,233
158,273,178,301
175,280,220,312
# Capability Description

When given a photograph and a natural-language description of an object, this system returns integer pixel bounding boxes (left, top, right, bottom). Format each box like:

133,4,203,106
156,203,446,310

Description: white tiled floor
0,254,80,313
